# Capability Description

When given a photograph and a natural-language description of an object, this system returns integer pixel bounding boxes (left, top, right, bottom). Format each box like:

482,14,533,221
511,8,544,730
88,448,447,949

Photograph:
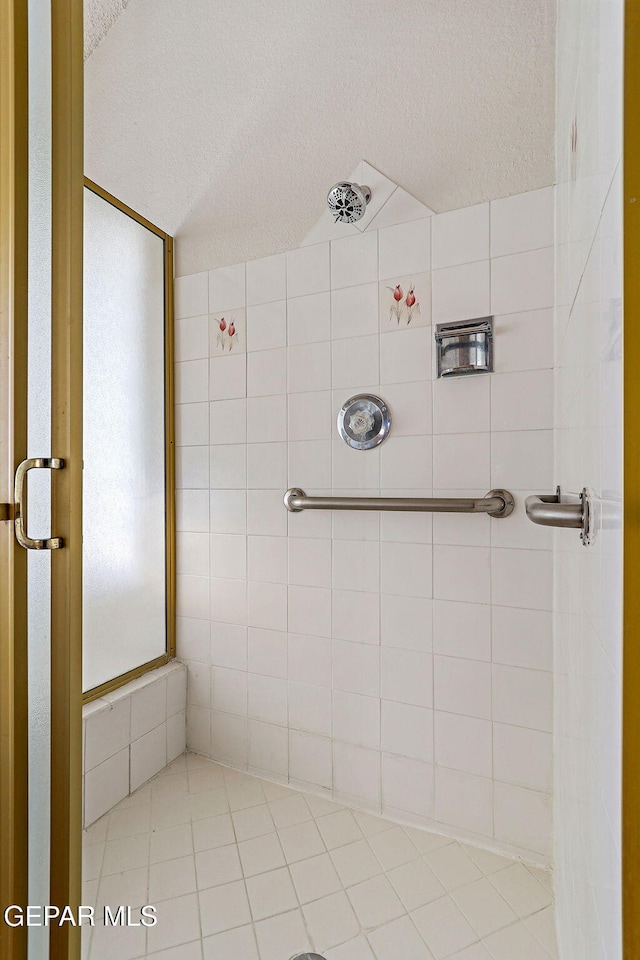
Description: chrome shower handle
14,457,65,550
525,486,592,545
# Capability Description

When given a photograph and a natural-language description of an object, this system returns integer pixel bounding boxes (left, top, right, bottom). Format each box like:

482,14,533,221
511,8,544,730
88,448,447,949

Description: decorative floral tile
379,273,431,330
209,309,246,355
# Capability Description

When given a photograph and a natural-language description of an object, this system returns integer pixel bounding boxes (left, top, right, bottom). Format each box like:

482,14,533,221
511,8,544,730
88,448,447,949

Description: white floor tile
224,775,266,811
316,809,363,849
188,765,226,794
368,915,435,960
452,878,518,938
303,890,360,950
151,796,191,830
198,880,252,937
245,866,298,920
483,920,550,960
187,788,228,821
253,909,311,960
347,874,405,928
524,905,558,957
461,844,514,876
412,896,479,959
149,857,197,903
289,852,343,903
84,754,556,960
107,805,151,841
96,867,148,911
146,941,203,960
325,935,377,959
353,810,396,837
146,894,201,953
102,835,150,876
278,819,326,862
305,794,345,818
369,826,420,871
330,839,383,887
195,844,243,889
238,832,286,876
149,824,193,864
83,841,106,882
489,863,552,918
448,944,493,960
402,828,452,855
387,857,446,911
424,843,483,891
89,921,146,960
192,813,235,853
231,803,276,842
202,924,258,960
268,793,312,828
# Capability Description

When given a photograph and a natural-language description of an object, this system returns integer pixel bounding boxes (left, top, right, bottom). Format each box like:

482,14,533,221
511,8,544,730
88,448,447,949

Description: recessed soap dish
435,316,494,377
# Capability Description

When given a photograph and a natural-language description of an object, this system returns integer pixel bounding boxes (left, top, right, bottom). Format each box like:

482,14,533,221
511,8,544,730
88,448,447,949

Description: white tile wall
82,662,187,827
176,188,555,863
554,1,623,957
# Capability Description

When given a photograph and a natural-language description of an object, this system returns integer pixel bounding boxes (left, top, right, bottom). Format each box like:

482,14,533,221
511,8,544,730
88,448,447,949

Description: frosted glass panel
28,2,52,955
83,189,167,692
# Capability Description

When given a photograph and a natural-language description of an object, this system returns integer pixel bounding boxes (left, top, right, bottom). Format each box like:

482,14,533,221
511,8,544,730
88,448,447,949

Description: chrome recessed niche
435,316,494,378
337,394,391,450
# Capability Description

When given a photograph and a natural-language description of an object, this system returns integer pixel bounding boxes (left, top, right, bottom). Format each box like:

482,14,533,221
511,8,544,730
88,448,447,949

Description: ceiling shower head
327,182,371,223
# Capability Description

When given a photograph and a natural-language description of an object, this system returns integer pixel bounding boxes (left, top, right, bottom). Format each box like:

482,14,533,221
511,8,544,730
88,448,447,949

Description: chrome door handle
525,486,592,545
14,457,65,549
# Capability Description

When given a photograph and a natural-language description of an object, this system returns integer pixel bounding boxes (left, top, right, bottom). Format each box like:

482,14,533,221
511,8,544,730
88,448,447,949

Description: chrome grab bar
525,486,592,544
14,457,65,550
284,487,515,519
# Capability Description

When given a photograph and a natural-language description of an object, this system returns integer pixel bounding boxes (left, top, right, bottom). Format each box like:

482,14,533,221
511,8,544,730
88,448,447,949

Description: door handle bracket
14,457,65,549
525,486,593,545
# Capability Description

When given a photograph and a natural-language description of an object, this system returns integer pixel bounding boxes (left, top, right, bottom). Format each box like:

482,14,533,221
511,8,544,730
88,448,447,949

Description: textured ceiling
84,0,556,275
84,0,131,59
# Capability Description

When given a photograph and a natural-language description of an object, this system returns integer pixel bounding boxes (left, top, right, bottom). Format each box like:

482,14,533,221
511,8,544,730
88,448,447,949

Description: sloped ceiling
84,0,556,275
84,0,131,59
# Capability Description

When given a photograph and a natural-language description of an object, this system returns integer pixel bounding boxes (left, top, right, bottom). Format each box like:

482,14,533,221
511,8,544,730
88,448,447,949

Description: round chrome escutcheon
337,394,391,450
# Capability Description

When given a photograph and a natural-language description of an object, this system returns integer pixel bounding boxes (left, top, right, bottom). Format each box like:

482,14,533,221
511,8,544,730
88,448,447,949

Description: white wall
554,1,623,957
174,186,556,864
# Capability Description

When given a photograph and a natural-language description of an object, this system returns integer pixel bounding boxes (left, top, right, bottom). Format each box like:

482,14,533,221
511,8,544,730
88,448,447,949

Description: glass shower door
0,1,83,959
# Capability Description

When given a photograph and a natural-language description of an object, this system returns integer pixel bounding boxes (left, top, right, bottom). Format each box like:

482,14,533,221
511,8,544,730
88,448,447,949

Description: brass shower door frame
0,2,29,957
0,1,84,959
50,1,84,958
81,177,176,706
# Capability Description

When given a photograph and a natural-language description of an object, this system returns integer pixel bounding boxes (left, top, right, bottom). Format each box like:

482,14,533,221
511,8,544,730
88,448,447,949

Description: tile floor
82,752,557,960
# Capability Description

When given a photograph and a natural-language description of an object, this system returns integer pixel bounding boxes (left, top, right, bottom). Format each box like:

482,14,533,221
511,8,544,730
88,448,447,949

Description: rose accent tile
379,273,431,330
209,309,246,356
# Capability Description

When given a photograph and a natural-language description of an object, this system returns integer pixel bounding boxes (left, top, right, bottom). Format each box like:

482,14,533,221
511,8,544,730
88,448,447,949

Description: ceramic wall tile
331,232,378,289
246,301,287,352
208,262,246,313
432,203,489,270
379,218,431,280
178,183,564,862
246,253,286,306
286,243,330,298
490,187,554,258
175,272,208,320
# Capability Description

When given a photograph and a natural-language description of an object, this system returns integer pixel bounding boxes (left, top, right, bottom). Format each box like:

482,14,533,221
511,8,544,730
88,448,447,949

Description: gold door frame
49,1,84,958
81,178,176,705
0,1,29,958
623,3,640,956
